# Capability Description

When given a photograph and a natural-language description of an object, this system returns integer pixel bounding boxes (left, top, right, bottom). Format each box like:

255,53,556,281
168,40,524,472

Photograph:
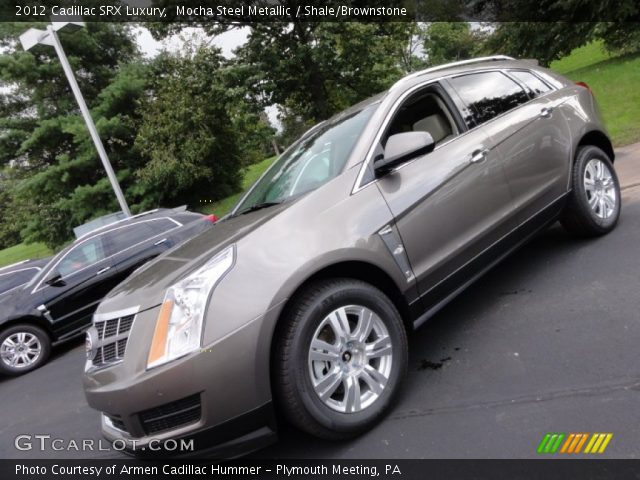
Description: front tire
274,279,408,440
0,324,51,376
561,146,621,237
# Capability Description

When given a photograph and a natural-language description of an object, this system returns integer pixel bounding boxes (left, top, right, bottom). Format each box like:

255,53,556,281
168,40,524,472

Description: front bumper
83,304,279,457
102,403,276,458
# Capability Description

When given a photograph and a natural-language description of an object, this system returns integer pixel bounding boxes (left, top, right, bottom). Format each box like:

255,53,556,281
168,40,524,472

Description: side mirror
45,270,65,287
374,131,435,176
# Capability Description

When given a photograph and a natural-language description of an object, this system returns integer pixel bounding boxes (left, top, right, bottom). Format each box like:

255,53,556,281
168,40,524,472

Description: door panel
377,129,513,300
44,258,117,339
486,94,572,226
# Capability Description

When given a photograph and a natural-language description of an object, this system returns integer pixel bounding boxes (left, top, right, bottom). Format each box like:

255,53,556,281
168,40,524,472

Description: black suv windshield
234,103,378,215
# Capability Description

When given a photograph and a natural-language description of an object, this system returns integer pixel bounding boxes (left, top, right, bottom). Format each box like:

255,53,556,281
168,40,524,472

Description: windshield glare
25,249,65,289
235,104,377,214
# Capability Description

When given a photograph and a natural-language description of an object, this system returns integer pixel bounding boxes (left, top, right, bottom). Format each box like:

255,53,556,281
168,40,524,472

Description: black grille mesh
139,394,201,435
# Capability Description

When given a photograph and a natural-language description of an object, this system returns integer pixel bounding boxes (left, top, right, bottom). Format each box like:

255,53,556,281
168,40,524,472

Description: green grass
0,242,52,269
550,41,612,74
550,42,640,146
198,156,277,217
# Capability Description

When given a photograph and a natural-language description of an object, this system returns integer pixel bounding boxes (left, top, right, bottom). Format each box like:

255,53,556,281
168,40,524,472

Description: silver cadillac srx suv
83,56,620,457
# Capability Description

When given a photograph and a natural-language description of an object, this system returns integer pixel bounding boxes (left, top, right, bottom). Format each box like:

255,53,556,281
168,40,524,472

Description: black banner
2,460,640,480
1,0,639,22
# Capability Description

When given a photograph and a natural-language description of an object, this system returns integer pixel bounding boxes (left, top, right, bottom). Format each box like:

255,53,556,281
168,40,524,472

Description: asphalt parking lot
2,145,639,459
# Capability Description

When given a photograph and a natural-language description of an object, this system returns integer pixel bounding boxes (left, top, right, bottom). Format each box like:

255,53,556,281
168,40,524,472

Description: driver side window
383,87,460,148
58,236,107,278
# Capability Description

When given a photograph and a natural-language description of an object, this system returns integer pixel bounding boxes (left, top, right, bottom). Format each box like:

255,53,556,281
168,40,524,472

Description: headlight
147,245,235,369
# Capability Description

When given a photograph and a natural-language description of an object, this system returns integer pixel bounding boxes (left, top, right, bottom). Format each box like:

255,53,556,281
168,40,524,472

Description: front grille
92,314,135,368
138,394,201,435
104,414,128,434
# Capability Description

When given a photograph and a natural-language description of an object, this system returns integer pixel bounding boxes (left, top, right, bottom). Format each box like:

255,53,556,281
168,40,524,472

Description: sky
134,26,249,58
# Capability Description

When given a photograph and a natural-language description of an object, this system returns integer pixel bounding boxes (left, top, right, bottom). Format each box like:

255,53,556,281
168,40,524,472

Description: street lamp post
19,21,132,217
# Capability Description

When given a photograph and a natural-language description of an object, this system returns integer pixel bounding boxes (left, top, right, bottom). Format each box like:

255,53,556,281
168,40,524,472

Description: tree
422,22,488,66
134,46,244,207
232,22,413,127
486,22,596,66
148,6,418,124
474,0,640,65
0,23,146,248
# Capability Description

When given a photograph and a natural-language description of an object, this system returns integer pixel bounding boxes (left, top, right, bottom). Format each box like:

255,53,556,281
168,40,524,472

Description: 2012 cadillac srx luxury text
83,56,621,457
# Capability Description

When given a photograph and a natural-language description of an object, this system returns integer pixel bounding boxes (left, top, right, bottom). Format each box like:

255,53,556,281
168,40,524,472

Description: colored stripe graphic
539,433,613,454
584,433,613,454
537,433,565,453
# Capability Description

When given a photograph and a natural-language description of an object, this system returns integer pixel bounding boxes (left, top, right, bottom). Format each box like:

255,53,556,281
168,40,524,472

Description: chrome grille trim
89,306,139,370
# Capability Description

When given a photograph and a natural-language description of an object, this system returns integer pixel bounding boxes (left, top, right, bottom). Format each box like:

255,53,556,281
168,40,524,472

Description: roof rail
391,55,515,90
74,208,169,241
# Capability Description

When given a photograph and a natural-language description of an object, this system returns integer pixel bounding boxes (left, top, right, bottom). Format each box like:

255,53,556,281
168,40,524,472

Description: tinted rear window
172,212,202,224
509,70,552,98
106,223,155,254
449,71,530,127
105,218,177,254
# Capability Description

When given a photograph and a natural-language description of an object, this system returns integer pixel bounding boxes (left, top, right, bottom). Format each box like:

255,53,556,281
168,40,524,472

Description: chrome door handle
96,266,111,275
470,148,489,164
154,238,168,246
540,107,553,118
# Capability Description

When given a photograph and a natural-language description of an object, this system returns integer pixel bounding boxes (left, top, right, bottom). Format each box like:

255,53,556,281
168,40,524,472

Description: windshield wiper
234,201,282,217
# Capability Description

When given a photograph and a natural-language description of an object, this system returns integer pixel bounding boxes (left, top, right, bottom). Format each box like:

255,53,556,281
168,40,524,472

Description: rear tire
0,324,51,376
561,146,621,237
274,279,408,440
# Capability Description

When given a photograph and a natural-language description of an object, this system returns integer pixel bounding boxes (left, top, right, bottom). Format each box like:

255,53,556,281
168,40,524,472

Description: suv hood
0,286,36,323
97,203,290,314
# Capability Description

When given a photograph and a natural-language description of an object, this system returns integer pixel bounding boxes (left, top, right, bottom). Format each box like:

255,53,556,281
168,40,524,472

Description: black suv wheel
0,324,51,376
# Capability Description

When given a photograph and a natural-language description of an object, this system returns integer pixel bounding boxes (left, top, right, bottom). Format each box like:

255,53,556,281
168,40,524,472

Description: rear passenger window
106,223,155,255
509,70,551,98
148,218,179,233
105,219,178,255
449,71,530,128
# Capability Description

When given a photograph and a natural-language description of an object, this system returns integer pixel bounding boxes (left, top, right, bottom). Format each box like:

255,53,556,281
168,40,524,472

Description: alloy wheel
0,332,42,369
308,305,393,413
584,158,617,219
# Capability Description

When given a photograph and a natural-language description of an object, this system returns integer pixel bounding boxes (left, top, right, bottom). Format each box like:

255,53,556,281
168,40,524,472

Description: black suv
0,208,214,376
0,258,50,298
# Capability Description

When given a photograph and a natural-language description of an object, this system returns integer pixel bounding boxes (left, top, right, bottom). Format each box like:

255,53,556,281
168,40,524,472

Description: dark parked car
0,258,50,298
0,207,215,376
84,56,620,457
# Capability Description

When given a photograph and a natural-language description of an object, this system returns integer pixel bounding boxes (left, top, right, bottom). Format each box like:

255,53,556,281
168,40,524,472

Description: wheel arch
0,316,53,339
577,130,615,163
273,260,413,339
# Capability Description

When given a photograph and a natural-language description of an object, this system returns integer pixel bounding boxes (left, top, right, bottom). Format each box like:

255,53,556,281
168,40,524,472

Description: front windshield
234,103,378,215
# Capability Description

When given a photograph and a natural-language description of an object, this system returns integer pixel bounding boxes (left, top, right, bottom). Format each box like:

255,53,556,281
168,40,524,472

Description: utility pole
20,22,132,217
